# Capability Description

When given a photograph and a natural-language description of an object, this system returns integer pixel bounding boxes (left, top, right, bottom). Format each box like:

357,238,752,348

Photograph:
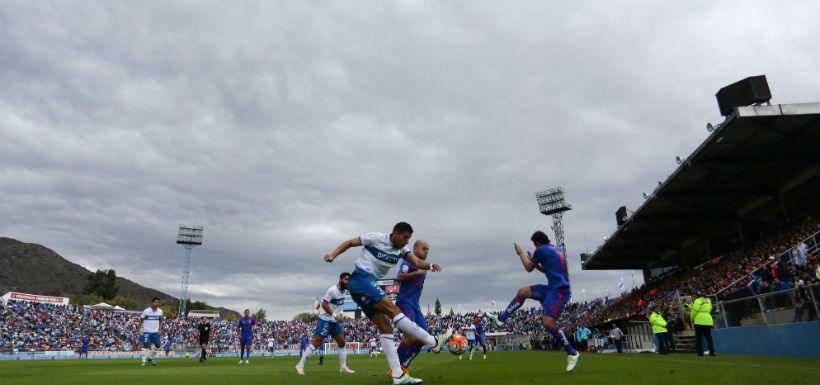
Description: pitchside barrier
0,337,540,361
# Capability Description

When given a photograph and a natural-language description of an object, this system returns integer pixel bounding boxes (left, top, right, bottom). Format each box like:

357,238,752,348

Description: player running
295,272,356,375
324,222,452,385
472,317,488,360
196,317,212,363
395,240,432,375
487,231,580,372
462,320,477,360
137,297,163,367
164,336,172,357
237,309,255,364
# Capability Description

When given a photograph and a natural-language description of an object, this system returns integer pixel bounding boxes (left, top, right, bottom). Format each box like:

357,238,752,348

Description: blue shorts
529,285,571,319
477,335,486,345
467,338,476,345
314,318,344,338
240,336,253,346
348,268,387,317
397,302,428,331
141,332,161,345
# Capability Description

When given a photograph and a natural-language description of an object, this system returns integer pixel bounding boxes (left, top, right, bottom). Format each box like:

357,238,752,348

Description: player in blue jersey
395,240,431,375
164,336,172,357
237,309,255,364
472,318,488,360
324,222,452,385
488,231,580,372
299,334,309,356
79,334,90,359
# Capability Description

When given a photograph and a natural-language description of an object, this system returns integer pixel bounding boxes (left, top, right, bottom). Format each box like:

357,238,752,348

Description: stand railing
715,283,819,328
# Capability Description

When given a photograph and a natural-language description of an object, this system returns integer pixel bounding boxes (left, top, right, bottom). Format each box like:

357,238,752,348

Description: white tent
92,302,114,309
113,305,126,311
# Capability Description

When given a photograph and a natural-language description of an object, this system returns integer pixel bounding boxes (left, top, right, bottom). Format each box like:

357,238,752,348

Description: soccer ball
448,334,468,355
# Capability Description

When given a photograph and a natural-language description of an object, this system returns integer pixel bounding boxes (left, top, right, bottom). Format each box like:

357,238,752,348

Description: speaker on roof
715,75,771,116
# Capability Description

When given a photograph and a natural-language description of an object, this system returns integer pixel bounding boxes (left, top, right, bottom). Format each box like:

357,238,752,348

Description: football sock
397,341,410,366
392,314,436,347
141,348,148,362
339,347,347,368
499,294,526,322
402,341,424,368
549,324,577,355
381,334,403,379
297,344,315,367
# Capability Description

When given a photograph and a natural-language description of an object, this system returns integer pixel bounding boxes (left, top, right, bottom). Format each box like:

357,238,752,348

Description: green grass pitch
1,351,818,385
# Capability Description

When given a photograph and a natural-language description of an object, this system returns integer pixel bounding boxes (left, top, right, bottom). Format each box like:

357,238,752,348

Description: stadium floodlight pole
535,187,572,252
176,224,203,317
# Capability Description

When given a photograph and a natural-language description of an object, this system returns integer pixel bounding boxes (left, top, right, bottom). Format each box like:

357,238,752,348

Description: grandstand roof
584,102,820,270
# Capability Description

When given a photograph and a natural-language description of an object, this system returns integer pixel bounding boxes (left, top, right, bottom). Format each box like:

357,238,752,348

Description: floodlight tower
176,224,203,317
535,187,572,251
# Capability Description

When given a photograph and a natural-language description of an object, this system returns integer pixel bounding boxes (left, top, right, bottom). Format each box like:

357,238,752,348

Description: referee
197,318,212,363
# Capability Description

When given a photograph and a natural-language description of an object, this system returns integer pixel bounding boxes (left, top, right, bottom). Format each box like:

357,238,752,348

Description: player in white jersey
462,321,477,360
324,222,452,385
267,336,275,358
370,338,379,357
137,297,163,366
295,272,355,375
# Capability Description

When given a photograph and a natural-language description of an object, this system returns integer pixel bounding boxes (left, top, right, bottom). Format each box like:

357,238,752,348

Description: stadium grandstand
581,101,820,357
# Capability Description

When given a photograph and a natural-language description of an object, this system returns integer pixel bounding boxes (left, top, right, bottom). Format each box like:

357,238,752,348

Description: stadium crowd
0,300,538,353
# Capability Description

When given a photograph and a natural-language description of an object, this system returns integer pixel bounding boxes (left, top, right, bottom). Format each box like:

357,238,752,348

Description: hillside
0,237,236,317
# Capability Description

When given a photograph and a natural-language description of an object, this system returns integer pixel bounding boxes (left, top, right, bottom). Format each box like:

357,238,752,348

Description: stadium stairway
673,330,696,353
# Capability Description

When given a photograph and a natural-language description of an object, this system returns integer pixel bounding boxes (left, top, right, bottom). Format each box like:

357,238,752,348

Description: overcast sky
1,1,818,319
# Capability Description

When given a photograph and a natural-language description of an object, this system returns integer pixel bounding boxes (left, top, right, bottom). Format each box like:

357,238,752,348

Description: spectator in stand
792,241,808,271
609,325,624,353
792,279,813,322
574,326,590,353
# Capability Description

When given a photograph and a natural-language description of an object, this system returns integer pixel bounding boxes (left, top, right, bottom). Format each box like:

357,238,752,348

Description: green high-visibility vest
649,311,667,334
691,297,714,326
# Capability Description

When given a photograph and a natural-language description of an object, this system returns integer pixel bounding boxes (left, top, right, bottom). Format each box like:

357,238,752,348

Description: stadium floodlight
642,192,648,199
675,155,682,164
176,224,204,317
535,187,572,252
706,122,715,132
